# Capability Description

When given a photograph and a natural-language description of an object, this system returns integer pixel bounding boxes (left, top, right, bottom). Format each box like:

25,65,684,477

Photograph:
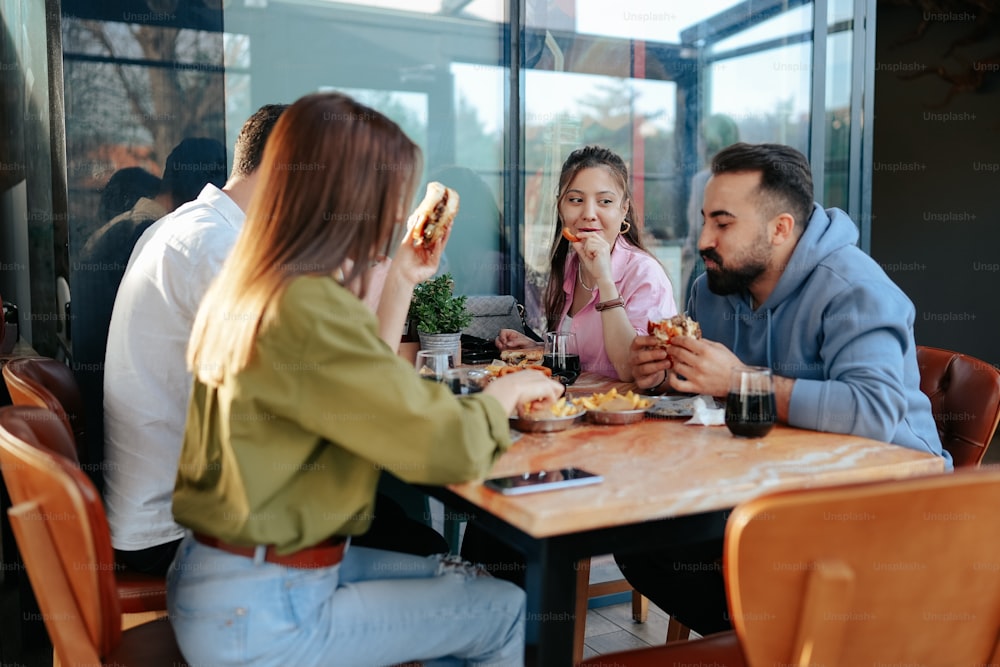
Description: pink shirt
559,239,677,379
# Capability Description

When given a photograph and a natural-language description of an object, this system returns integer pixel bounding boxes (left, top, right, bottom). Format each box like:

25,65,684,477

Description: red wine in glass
725,366,776,437
542,352,582,386
543,331,580,385
725,391,776,437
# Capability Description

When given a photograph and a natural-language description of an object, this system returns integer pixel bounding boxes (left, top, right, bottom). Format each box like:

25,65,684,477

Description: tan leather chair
660,344,1000,646
0,405,187,667
1,356,167,615
916,345,1000,467
2,356,86,447
582,468,1000,667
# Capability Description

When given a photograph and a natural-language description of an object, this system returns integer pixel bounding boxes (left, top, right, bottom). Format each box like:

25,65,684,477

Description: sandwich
409,181,460,248
648,314,701,347
500,349,544,365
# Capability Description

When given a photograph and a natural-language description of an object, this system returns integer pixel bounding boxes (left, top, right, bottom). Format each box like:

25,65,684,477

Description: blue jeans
167,534,525,667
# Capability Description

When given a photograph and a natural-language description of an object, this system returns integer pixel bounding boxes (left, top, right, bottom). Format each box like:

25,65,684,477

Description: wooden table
423,374,947,666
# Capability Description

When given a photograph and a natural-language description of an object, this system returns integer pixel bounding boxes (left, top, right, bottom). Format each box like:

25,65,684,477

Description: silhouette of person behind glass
97,166,162,223
429,165,505,296
681,114,739,306
72,137,227,481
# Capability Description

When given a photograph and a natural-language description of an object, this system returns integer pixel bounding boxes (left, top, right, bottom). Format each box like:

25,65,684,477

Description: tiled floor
582,554,700,660
583,597,672,659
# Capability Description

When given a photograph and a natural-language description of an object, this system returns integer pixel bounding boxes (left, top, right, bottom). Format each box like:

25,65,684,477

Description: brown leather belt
193,532,347,569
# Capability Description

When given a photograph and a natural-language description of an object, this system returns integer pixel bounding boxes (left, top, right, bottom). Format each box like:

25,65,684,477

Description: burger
648,314,701,347
500,349,544,365
409,181,460,248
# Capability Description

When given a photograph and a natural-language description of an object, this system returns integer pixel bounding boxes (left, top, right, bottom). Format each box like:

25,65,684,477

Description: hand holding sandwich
392,182,458,284
377,182,458,351
629,334,737,395
665,336,742,397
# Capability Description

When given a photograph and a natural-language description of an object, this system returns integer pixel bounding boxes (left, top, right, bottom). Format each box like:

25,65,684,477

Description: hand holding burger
388,182,459,287
628,315,701,394
409,181,460,249
647,314,701,348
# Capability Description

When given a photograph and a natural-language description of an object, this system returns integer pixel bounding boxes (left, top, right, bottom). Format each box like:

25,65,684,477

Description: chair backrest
2,356,87,451
0,405,122,665
916,345,1000,467
726,469,1000,667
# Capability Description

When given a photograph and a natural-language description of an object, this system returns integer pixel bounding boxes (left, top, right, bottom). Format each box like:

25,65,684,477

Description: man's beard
701,241,770,296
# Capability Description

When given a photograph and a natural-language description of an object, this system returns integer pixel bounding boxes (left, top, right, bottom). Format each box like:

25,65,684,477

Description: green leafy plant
408,273,472,334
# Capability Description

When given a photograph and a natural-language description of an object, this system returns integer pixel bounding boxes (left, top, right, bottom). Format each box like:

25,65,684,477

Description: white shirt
103,184,244,551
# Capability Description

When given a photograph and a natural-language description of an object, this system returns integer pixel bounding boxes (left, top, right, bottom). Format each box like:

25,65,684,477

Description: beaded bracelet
595,297,625,311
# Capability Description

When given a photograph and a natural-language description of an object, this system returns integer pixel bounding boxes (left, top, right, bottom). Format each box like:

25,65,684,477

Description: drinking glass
442,367,490,395
415,350,453,383
725,366,776,437
541,331,581,385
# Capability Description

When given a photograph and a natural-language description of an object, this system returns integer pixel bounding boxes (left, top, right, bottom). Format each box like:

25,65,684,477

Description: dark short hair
98,166,161,221
711,142,814,228
231,104,290,177
160,137,228,206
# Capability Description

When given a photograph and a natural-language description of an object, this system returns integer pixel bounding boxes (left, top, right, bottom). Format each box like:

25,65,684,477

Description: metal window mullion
810,0,828,207
504,0,524,302
856,0,876,252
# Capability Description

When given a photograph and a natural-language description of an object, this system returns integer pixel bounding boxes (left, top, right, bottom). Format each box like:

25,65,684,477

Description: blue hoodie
689,204,950,468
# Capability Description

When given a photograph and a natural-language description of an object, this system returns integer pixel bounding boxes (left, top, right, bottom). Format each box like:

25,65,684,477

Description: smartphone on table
483,467,602,495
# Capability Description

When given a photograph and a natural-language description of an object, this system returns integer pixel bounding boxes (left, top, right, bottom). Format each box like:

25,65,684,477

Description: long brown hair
188,92,421,385
543,146,650,331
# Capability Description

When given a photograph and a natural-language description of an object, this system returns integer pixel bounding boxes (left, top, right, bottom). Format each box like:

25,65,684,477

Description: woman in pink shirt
497,146,676,380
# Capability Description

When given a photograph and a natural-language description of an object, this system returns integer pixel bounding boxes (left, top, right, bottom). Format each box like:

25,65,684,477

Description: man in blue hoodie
618,142,947,635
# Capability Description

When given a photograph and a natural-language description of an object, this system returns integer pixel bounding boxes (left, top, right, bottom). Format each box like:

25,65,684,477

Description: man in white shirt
103,105,288,574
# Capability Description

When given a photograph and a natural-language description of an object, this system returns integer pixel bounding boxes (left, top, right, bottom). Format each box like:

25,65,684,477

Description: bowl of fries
509,397,584,433
571,389,652,425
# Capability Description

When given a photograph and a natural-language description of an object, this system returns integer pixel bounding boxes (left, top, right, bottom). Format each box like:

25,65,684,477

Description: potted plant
408,273,472,363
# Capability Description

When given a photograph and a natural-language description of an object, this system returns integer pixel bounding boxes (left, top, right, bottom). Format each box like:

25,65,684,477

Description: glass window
825,30,854,212
53,0,868,348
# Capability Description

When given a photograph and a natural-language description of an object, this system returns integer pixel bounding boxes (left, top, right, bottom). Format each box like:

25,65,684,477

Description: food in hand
519,396,581,419
572,388,652,412
500,349,544,365
492,363,552,378
561,227,581,243
410,181,460,248
648,314,701,347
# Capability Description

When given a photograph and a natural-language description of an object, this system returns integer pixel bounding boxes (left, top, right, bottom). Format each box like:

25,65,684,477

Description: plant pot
418,331,461,366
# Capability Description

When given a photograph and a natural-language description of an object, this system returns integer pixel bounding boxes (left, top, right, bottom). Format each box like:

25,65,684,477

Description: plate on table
586,408,646,425
644,395,717,419
509,411,584,433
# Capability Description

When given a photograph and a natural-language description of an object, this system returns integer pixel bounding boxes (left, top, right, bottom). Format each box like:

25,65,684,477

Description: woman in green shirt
167,91,562,667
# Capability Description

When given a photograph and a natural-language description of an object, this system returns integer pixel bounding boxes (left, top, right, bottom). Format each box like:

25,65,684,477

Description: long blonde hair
188,92,421,385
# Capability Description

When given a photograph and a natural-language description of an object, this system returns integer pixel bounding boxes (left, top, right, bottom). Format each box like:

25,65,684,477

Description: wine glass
415,350,453,383
542,331,581,385
725,366,776,437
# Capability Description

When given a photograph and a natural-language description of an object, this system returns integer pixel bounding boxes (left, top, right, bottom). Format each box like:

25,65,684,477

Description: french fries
519,396,582,419
486,362,552,378
571,388,652,412
497,364,551,377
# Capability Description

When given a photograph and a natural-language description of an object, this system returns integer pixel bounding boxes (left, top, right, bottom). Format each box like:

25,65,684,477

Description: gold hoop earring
620,221,631,235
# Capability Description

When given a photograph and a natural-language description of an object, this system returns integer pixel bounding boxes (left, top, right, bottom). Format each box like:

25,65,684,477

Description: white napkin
684,395,725,426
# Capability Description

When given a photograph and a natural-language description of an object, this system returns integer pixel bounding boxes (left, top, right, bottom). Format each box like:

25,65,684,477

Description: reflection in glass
55,0,866,380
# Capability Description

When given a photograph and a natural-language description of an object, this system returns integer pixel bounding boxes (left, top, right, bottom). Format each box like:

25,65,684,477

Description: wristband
646,370,670,395
595,297,625,312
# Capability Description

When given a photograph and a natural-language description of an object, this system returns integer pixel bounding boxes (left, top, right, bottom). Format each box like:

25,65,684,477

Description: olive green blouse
172,275,511,554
